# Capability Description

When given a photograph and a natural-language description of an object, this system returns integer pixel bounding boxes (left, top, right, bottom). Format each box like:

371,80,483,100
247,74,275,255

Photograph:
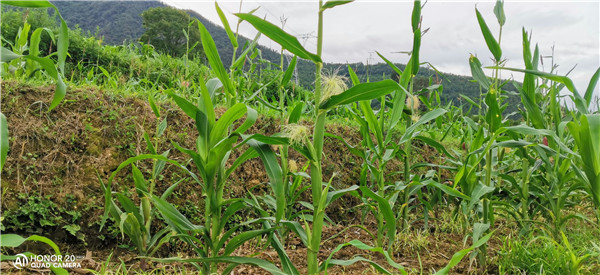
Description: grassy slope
1,79,430,247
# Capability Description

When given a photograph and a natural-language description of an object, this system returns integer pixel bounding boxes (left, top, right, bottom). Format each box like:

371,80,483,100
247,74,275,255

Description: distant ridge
52,0,521,114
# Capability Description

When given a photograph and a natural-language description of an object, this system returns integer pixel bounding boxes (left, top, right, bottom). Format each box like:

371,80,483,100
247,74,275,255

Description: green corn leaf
131,164,149,194
118,213,144,249
198,79,216,125
325,185,359,207
399,108,447,144
0,113,8,171
358,100,384,150
149,194,204,233
236,13,321,63
568,114,600,209
282,55,297,88
321,0,354,12
288,102,304,124
412,29,421,75
468,183,495,211
411,0,421,32
459,94,481,109
426,180,469,200
148,94,160,118
148,256,287,275
157,117,167,138
0,234,27,247
48,73,66,111
475,8,502,61
233,105,257,135
469,55,490,90
153,150,169,180
224,229,273,256
414,135,456,161
210,103,246,142
434,231,494,275
485,90,502,133
215,2,238,48
2,1,54,8
493,0,506,26
490,66,588,114
359,187,396,246
388,86,408,132
198,21,235,97
1,46,22,62
320,79,400,110
1,234,61,255
584,67,600,106
320,239,406,275
231,33,260,69
247,139,285,223
376,51,403,77
115,193,144,228
167,91,200,120
347,65,360,85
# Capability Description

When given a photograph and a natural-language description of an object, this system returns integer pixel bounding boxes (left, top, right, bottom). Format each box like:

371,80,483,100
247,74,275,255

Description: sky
165,0,600,102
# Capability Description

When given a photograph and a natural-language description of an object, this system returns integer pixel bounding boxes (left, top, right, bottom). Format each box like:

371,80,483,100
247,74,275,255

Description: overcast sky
165,0,600,101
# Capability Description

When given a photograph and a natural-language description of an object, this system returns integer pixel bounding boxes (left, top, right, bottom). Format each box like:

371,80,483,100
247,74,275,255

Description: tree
139,7,201,58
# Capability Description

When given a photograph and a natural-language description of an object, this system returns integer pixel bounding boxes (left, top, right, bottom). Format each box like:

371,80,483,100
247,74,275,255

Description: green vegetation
1,0,599,274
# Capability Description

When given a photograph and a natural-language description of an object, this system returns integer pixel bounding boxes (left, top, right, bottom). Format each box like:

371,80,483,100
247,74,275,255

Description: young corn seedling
99,96,175,270
0,1,70,173
102,18,295,273
0,234,68,275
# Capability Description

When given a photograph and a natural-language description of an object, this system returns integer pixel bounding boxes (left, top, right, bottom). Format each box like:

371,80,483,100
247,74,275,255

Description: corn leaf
247,139,285,223
584,67,600,106
149,256,287,275
475,8,502,61
288,101,304,124
215,2,238,48
469,55,490,90
359,187,395,248
376,51,403,77
493,0,506,26
321,0,354,12
224,229,272,256
149,194,204,233
399,108,447,144
320,80,400,110
411,0,421,32
236,13,321,63
320,239,406,275
434,231,494,275
198,21,235,97
282,55,297,88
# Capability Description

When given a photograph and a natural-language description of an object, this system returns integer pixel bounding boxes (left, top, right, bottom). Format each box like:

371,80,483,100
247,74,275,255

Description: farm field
1,1,599,274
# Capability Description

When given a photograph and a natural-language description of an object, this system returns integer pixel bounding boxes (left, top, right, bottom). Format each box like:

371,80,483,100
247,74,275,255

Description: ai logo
12,254,29,269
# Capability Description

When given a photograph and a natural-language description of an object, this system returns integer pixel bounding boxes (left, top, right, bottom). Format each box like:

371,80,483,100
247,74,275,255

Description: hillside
53,1,521,114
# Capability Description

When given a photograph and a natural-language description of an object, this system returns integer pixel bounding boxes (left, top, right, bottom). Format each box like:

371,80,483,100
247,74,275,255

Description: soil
0,80,492,274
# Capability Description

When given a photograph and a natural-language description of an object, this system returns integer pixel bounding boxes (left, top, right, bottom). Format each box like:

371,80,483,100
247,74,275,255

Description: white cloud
166,0,600,99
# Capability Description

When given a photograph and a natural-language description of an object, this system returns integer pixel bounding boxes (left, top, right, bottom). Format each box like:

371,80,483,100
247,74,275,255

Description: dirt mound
1,80,416,247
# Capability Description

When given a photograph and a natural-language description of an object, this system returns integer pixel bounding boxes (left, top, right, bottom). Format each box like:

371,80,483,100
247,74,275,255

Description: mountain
53,1,520,114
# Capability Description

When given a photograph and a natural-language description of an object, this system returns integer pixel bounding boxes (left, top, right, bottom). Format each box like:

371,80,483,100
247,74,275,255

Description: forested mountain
52,1,520,114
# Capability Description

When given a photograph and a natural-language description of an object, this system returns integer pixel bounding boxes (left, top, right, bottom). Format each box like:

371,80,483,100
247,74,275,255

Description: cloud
166,0,599,98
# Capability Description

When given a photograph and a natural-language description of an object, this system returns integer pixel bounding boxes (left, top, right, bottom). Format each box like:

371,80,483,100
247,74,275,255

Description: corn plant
0,234,68,275
99,96,175,270
236,1,416,273
0,0,69,174
568,114,600,222
1,0,69,111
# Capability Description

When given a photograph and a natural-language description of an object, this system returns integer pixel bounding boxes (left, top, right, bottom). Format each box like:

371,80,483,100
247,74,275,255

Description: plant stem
307,2,324,274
